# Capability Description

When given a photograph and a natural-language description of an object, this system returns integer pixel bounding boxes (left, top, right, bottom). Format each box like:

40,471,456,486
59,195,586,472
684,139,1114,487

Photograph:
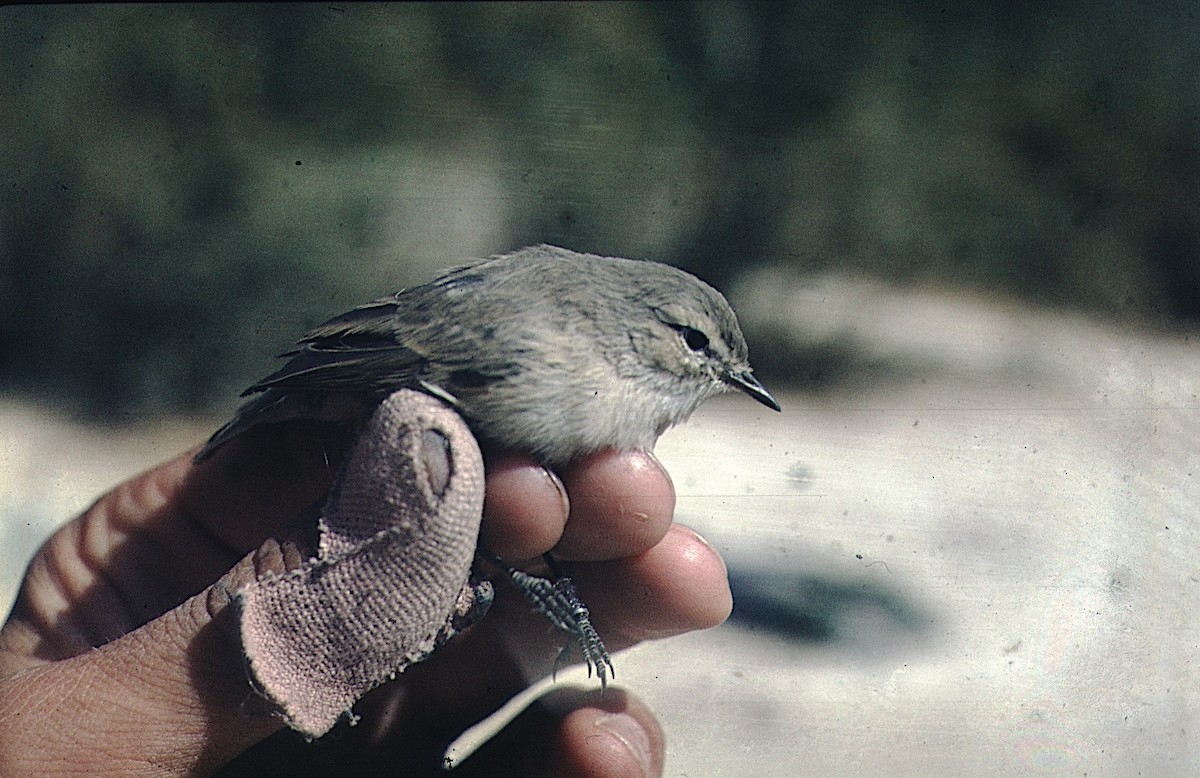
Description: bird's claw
481,553,613,689
543,574,614,689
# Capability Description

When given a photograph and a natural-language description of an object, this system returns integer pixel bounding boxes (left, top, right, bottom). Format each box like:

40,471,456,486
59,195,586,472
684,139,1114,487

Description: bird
198,244,780,687
197,244,779,466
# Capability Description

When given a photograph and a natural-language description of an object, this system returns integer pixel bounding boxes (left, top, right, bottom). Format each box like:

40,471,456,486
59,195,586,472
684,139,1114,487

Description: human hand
0,420,732,776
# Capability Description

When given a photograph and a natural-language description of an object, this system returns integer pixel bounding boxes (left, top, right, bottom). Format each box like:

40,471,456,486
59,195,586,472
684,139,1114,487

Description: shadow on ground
726,565,935,656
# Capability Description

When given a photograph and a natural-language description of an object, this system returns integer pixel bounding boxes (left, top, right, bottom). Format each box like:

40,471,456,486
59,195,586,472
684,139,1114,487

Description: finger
480,450,676,565
554,450,676,561
0,538,305,775
480,452,570,561
200,523,708,776
481,523,731,685
202,458,705,771
364,521,729,744
0,424,342,662
454,687,664,778
216,686,665,777
566,523,733,643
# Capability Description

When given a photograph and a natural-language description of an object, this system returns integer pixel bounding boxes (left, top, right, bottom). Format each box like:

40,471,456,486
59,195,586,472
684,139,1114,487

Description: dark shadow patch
727,565,935,655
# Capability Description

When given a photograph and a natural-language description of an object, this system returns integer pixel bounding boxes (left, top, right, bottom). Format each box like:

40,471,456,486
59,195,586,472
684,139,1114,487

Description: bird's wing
246,297,429,395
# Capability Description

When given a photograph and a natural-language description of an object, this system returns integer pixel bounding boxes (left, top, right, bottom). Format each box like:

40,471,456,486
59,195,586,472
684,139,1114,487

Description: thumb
0,538,299,777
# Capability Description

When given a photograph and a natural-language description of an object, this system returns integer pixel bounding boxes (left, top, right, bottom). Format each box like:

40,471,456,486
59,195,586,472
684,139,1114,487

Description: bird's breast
447,363,715,467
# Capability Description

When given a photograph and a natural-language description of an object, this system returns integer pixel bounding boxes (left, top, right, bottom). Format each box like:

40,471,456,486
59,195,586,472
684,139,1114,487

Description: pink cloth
236,390,491,736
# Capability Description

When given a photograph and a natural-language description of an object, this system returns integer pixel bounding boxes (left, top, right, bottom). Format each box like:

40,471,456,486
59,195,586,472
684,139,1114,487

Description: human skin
0,421,733,776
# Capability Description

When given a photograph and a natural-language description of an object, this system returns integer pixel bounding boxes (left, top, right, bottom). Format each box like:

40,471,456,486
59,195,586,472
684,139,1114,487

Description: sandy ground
2,278,1197,776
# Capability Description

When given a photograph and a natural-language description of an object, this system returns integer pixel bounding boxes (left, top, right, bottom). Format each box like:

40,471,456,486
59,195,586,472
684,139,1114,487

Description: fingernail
542,465,569,517
641,450,673,491
421,429,452,496
685,524,718,550
595,712,653,777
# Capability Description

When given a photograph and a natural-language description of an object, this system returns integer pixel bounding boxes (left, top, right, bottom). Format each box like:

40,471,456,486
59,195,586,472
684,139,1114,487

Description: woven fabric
236,389,490,737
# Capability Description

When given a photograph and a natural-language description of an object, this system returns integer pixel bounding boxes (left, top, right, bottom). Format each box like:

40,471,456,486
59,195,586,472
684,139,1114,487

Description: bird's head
628,265,780,414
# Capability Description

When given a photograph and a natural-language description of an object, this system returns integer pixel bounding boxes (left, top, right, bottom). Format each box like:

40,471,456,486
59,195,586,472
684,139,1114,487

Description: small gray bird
200,244,779,685
198,244,779,465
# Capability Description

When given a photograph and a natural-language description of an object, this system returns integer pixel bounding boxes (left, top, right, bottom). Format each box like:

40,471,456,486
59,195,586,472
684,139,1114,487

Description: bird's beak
723,369,781,412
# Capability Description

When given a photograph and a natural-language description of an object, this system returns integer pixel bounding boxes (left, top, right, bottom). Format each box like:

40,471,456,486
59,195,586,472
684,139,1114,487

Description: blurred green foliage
2,3,1197,418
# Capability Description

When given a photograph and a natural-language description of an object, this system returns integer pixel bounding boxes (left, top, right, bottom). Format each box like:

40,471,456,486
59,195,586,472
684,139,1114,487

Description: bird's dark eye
681,327,709,352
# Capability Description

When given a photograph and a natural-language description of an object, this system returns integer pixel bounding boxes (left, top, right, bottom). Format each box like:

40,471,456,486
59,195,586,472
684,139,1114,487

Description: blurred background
3,4,1199,775
2,2,1198,419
